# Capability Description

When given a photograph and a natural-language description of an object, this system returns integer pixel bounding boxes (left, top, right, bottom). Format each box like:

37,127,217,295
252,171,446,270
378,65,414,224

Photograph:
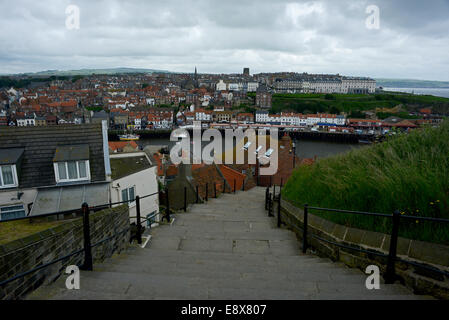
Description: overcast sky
1,0,449,80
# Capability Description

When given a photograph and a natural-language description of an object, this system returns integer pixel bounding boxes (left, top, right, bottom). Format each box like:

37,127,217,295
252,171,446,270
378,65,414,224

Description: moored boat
119,134,140,141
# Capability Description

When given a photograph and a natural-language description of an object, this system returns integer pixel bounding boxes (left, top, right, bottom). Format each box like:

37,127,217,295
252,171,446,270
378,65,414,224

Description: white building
195,109,212,122
134,117,142,130
273,74,376,94
255,110,269,123
110,152,160,229
216,80,227,91
17,115,35,127
247,82,259,92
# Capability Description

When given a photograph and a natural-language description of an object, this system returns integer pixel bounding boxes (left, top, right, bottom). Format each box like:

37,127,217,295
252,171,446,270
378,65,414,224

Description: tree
329,106,340,115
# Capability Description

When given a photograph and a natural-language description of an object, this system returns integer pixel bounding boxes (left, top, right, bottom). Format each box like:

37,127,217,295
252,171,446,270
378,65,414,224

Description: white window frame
121,185,136,207
54,160,91,183
0,164,19,189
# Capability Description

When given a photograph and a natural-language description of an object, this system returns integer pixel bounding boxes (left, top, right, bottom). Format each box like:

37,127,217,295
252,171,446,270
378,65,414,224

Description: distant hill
10,67,173,76
376,78,449,88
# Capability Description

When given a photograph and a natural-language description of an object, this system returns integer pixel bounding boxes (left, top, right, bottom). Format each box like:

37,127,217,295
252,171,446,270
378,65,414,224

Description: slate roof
0,148,24,165
110,155,151,180
53,144,90,162
0,124,106,188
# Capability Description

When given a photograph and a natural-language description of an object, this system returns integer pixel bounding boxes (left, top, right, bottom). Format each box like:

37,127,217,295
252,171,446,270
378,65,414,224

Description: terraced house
0,122,111,221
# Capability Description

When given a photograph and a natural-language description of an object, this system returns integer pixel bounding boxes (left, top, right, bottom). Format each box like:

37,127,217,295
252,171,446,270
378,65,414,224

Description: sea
383,87,449,99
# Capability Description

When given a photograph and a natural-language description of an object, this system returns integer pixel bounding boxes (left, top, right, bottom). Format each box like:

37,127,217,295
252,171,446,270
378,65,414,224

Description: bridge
28,187,428,300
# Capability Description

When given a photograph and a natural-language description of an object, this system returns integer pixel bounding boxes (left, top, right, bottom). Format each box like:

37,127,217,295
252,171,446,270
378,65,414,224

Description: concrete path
28,187,429,300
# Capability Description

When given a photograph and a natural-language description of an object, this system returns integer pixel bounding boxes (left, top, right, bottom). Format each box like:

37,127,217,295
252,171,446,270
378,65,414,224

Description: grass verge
282,121,449,245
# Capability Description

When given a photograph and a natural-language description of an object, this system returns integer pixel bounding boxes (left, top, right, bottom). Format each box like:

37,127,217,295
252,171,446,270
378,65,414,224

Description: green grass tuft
282,121,449,245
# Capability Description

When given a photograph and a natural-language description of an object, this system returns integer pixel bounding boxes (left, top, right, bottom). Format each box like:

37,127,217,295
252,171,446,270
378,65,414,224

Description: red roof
219,165,245,192
108,141,138,151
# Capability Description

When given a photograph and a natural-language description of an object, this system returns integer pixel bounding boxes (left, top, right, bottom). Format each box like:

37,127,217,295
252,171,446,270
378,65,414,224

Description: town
1,68,448,302
1,69,444,138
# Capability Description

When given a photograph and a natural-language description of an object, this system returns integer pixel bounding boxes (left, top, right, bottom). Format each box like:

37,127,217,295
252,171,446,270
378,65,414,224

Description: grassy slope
282,121,449,244
0,220,64,245
270,93,449,115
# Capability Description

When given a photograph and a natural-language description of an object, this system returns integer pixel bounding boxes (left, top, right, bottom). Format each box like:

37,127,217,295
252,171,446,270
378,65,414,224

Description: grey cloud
0,0,448,80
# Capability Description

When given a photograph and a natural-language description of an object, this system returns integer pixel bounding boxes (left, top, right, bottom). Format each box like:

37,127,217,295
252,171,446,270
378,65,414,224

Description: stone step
26,186,428,300
40,270,418,300
92,262,370,285
95,255,367,278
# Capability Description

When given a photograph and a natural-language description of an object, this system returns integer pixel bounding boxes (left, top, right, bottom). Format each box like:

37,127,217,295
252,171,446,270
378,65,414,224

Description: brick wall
0,205,130,300
279,199,449,299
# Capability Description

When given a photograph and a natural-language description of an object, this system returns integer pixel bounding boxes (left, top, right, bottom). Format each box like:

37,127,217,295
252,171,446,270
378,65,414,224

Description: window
54,160,90,183
0,165,18,188
122,186,136,206
0,204,26,221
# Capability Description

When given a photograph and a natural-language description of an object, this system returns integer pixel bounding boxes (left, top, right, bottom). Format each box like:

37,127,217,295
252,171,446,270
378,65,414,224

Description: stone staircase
27,187,431,300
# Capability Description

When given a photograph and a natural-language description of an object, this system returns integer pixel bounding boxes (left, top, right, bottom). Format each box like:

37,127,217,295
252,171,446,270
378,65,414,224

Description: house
255,110,269,123
91,110,110,125
0,122,111,220
0,111,7,126
108,141,139,153
35,116,46,126
236,113,254,123
46,115,57,125
17,114,35,126
214,111,233,123
256,86,272,108
109,152,159,228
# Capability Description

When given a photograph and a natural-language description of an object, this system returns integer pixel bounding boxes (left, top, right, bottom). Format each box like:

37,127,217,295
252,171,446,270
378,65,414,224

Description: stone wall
279,199,449,299
0,205,130,300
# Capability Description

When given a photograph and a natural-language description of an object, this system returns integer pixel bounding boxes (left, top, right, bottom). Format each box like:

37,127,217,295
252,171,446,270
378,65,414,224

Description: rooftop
110,154,151,180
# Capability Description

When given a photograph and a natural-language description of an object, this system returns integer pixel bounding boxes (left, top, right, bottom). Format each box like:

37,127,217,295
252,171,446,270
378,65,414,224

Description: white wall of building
110,154,160,228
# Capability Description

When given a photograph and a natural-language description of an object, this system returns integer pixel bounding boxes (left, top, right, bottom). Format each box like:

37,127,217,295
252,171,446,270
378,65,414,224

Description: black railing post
234,179,236,193
223,179,226,193
280,178,283,188
277,191,282,228
270,176,272,187
242,179,245,191
303,204,308,254
81,203,93,271
196,185,199,203
184,187,187,212
214,183,217,198
135,196,142,245
205,183,209,201
166,189,171,223
264,187,268,210
268,193,273,217
273,185,276,198
385,210,400,284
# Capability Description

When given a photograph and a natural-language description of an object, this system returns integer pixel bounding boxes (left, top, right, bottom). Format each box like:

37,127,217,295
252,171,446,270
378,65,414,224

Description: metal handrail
267,185,449,284
0,190,162,290
307,206,449,223
0,191,160,224
1,183,231,290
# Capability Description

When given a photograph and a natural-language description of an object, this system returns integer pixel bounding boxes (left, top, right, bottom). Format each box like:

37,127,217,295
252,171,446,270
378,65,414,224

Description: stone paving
28,187,431,300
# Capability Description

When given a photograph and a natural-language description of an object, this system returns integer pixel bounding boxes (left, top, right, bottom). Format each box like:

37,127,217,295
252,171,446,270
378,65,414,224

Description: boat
119,133,140,141
358,139,372,145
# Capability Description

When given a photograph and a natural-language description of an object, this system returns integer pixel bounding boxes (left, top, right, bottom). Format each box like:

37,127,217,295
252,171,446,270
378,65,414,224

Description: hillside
5,67,171,77
269,92,449,116
282,121,449,244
